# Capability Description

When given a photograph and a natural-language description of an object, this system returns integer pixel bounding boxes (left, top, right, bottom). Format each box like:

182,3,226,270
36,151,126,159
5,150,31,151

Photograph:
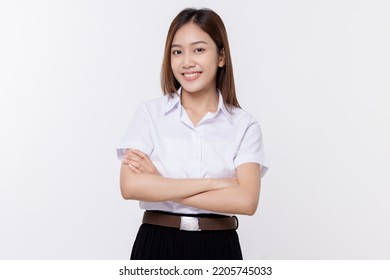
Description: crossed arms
120,149,261,215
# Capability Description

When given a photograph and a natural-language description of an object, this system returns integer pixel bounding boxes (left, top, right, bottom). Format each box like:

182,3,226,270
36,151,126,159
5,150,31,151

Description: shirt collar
163,88,181,114
164,87,234,125
217,89,234,125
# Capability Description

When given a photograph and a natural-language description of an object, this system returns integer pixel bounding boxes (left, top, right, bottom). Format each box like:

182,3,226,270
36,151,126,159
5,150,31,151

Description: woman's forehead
172,23,213,46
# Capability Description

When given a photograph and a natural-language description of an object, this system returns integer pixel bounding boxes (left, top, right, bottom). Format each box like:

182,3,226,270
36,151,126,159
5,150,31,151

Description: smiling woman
117,8,268,260
169,23,225,114
161,8,238,107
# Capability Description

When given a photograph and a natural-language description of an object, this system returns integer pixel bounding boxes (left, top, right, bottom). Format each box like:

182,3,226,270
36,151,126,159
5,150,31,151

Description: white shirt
117,89,268,214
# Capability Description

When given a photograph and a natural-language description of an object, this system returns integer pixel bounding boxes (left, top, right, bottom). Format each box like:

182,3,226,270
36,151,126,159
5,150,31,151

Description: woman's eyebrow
171,41,208,48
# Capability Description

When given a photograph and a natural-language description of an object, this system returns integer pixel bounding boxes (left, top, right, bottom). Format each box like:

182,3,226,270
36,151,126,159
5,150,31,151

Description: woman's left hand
122,149,161,176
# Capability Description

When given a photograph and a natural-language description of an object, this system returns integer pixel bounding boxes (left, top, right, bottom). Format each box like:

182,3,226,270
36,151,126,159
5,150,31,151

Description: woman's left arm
175,163,261,215
123,150,261,215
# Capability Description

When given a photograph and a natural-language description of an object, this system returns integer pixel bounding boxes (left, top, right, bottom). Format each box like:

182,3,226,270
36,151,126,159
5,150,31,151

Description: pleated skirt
130,215,243,260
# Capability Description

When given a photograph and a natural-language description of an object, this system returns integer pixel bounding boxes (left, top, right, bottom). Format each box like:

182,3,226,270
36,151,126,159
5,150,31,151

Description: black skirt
130,213,243,260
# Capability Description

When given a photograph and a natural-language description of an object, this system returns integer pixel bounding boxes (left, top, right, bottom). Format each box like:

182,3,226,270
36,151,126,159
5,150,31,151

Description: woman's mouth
182,72,202,81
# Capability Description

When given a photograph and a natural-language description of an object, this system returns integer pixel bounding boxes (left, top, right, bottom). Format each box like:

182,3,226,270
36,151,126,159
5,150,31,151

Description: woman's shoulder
228,105,259,125
136,94,176,116
133,93,170,109
139,95,168,107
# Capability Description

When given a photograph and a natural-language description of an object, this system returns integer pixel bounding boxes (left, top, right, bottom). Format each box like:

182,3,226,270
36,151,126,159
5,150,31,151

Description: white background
0,0,389,259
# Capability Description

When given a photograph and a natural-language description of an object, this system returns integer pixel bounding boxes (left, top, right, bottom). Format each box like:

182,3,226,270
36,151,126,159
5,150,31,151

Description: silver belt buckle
180,216,200,231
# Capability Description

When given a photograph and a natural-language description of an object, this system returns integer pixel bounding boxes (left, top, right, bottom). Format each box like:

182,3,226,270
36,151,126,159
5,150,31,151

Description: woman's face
170,22,225,95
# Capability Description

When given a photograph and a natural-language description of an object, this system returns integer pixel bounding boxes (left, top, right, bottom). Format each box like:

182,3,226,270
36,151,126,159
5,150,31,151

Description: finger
135,162,150,173
144,161,155,173
122,158,130,165
129,154,142,161
143,157,159,174
126,149,141,159
128,163,142,174
133,160,153,174
127,149,144,161
130,149,147,159
129,160,141,169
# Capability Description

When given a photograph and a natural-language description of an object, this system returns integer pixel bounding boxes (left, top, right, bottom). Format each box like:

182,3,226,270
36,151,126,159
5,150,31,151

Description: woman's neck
180,87,219,114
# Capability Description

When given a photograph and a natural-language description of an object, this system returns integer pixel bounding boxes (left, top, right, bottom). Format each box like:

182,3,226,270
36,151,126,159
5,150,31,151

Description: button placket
197,129,203,177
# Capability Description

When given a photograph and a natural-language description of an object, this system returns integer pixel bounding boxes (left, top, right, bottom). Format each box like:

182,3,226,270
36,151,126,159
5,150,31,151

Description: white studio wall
0,0,389,259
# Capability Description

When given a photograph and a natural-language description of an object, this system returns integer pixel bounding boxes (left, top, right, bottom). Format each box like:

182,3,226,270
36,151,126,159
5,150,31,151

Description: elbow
120,174,154,201
120,184,134,200
238,183,260,215
241,204,258,216
245,205,258,216
240,196,259,216
120,176,138,200
234,207,256,216
120,187,133,200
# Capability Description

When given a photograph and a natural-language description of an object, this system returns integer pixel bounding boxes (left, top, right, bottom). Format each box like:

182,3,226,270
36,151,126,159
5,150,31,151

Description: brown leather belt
142,211,238,231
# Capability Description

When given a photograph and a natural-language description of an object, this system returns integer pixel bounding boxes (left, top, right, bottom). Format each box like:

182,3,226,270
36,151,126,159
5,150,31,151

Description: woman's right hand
122,149,237,191
122,149,161,176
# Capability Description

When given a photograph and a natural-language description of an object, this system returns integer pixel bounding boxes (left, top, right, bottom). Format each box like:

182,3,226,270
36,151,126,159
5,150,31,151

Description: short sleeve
233,121,269,177
116,105,153,160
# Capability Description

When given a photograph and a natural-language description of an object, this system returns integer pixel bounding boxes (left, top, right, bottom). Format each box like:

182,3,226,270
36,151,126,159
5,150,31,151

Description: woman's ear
218,48,226,67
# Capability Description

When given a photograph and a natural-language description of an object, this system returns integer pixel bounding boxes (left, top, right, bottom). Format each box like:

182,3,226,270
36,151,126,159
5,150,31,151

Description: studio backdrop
0,0,389,259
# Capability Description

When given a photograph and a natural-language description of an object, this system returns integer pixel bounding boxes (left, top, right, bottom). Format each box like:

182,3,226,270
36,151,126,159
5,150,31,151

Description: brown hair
161,8,240,108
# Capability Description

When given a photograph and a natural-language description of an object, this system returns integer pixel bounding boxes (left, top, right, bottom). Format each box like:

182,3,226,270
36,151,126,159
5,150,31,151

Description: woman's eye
172,50,182,55
195,48,204,53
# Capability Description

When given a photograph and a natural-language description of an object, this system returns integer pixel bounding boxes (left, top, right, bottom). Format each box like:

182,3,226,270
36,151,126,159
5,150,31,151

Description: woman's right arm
120,150,237,202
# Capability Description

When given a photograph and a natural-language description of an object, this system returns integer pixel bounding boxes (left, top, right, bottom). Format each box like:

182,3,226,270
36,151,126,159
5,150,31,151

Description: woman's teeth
184,72,201,78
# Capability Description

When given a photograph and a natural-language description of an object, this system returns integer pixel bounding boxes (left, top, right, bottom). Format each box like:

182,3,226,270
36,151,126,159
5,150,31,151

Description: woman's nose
183,54,195,68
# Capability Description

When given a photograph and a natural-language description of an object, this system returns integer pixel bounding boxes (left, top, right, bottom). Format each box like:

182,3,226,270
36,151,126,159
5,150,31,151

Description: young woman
117,8,268,260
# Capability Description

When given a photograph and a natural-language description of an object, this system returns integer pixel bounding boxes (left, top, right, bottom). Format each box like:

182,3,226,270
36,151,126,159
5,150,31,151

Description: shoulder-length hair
161,8,240,108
